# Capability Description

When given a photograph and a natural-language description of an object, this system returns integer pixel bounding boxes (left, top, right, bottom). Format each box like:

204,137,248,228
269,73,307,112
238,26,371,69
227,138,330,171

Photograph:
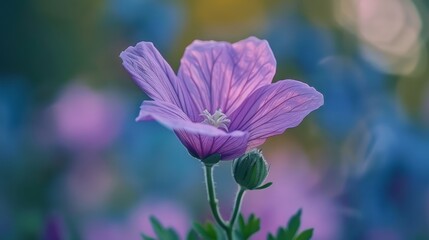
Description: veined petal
138,101,249,160
138,101,224,136
177,37,276,120
176,130,249,160
120,42,181,105
229,80,324,150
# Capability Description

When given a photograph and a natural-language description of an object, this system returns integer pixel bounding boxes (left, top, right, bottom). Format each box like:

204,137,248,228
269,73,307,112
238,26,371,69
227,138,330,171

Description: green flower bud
232,149,270,190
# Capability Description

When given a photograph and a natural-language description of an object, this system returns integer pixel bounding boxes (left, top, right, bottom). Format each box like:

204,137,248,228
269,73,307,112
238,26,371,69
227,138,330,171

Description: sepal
202,153,221,166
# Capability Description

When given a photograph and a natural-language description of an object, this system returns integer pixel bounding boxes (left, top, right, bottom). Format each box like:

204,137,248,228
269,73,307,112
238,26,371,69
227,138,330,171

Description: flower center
200,109,231,131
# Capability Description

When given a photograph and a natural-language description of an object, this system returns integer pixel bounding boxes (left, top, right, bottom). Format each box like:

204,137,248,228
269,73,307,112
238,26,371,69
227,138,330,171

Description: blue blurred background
1,0,429,239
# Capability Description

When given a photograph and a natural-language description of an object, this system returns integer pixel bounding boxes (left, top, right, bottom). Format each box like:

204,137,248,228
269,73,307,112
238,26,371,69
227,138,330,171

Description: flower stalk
204,164,228,232
227,187,246,239
203,164,247,240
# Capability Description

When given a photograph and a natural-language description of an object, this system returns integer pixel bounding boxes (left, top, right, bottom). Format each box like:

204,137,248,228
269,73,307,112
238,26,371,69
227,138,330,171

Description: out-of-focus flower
335,0,424,75
120,37,323,160
51,83,125,152
83,200,189,240
242,147,339,240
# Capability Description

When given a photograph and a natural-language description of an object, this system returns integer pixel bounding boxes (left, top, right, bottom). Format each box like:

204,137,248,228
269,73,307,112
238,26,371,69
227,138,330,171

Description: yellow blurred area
184,0,268,39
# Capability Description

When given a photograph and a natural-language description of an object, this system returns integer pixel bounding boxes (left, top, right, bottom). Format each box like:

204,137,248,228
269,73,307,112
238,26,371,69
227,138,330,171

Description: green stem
203,164,247,240
230,187,246,228
204,164,228,232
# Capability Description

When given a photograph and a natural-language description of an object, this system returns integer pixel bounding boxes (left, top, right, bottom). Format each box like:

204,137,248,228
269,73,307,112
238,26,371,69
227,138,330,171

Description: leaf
285,209,301,239
186,229,199,240
276,228,288,240
267,233,276,240
267,209,313,240
254,182,273,190
142,216,180,240
193,222,218,240
295,229,313,240
235,214,260,240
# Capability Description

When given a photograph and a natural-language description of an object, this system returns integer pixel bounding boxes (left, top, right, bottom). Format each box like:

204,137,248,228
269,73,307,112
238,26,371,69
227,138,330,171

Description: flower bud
233,149,269,190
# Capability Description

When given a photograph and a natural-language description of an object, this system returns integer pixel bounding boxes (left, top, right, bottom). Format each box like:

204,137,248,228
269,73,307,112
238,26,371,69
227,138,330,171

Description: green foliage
186,229,199,240
295,229,314,240
234,214,260,240
193,222,220,240
141,216,180,240
141,211,313,240
267,209,314,240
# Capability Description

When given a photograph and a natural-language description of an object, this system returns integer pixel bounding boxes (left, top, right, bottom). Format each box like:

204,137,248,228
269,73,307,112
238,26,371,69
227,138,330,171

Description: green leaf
285,209,302,239
186,229,199,240
254,182,273,190
267,209,312,240
235,214,260,240
144,216,180,240
276,228,288,240
193,222,218,240
295,229,313,240
267,233,276,240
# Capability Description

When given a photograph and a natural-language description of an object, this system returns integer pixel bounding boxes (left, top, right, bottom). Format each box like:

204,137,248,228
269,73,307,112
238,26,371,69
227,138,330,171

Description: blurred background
1,0,429,239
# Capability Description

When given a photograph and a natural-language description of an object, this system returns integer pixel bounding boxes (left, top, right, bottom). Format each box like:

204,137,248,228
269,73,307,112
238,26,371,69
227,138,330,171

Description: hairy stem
203,164,247,240
230,187,246,228
204,164,229,233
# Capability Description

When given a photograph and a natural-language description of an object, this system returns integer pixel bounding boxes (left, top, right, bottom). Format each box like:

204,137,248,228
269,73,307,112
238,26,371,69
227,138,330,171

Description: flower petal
120,42,181,105
176,130,249,160
229,80,324,150
138,101,249,160
177,37,276,120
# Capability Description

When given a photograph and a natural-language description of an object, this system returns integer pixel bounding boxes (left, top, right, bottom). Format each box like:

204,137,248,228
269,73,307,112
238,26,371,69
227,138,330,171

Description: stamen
200,109,231,131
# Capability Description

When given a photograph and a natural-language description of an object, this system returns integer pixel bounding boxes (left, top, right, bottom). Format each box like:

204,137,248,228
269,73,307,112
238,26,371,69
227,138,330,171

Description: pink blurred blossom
51,83,125,151
242,145,339,240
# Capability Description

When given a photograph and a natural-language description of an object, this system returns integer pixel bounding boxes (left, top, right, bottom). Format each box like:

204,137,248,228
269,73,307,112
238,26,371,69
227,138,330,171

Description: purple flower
120,37,323,160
